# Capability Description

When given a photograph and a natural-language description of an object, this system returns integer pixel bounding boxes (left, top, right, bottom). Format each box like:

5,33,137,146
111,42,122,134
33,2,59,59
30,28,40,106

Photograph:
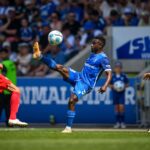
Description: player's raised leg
33,42,69,79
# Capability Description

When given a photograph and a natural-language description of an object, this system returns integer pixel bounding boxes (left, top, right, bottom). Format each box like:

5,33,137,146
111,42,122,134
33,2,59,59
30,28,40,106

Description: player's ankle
9,117,16,120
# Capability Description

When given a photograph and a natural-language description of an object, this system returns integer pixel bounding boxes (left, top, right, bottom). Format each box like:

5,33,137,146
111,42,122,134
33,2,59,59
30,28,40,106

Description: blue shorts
64,68,92,99
112,91,125,105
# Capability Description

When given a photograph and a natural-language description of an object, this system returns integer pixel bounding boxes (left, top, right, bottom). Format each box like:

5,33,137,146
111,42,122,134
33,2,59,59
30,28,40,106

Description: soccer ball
113,81,125,92
48,30,63,45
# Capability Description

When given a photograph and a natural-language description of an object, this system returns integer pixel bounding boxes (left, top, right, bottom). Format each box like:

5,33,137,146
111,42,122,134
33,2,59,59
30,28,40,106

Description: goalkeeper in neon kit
33,36,112,133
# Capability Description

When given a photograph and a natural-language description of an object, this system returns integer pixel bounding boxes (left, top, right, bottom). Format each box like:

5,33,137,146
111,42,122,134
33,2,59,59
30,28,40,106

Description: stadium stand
0,0,150,76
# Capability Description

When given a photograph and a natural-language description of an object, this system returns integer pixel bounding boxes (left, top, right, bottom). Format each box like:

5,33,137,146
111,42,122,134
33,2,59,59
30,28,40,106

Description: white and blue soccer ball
48,30,63,45
113,81,125,92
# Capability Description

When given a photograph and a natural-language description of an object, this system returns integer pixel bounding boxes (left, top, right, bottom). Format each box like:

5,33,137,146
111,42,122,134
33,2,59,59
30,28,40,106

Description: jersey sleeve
101,57,112,72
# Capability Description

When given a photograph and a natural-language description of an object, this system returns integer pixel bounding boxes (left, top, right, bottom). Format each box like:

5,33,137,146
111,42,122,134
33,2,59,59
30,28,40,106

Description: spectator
56,0,70,20
138,11,150,26
0,0,9,20
3,7,20,50
50,12,62,31
2,41,17,62
68,1,84,22
80,21,96,47
14,0,26,20
108,9,125,26
40,0,56,22
17,43,32,76
122,7,139,26
39,22,50,50
0,34,6,51
118,0,135,15
0,17,11,33
100,0,118,18
63,12,81,35
61,27,76,60
90,10,106,33
24,0,39,24
19,18,33,43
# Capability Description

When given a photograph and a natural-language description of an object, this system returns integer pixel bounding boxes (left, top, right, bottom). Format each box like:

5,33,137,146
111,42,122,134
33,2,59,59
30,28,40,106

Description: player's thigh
56,64,69,78
118,104,125,112
64,68,79,86
114,104,120,112
113,94,119,106
0,75,11,93
73,80,91,99
117,93,125,112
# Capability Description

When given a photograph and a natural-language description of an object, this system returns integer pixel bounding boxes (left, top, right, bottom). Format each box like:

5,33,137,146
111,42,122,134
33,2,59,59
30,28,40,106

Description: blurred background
0,0,150,128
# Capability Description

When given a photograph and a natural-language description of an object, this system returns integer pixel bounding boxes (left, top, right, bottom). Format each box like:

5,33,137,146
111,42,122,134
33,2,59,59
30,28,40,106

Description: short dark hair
95,36,106,48
110,10,119,17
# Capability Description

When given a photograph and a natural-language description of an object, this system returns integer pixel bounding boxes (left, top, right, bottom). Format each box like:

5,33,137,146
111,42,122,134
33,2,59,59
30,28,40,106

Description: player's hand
98,86,107,94
143,73,150,80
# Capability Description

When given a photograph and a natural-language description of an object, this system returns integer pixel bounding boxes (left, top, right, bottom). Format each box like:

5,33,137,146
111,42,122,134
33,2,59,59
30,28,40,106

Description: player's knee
115,105,119,112
56,64,63,71
119,105,124,112
68,95,78,106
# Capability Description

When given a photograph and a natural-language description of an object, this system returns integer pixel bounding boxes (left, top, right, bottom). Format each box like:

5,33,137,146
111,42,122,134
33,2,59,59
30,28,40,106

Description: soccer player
143,73,150,80
0,64,28,127
0,48,17,126
110,62,129,128
33,36,112,133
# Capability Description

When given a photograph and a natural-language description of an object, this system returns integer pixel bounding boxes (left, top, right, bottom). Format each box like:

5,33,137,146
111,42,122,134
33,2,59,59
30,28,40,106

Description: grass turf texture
0,128,149,150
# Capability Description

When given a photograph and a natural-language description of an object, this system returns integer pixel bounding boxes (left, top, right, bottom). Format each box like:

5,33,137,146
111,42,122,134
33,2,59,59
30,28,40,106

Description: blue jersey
110,73,129,93
79,52,111,88
41,51,111,99
110,73,129,104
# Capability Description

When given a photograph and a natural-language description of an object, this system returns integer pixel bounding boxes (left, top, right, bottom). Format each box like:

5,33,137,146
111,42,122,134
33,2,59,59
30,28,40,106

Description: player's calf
7,84,28,127
62,94,78,133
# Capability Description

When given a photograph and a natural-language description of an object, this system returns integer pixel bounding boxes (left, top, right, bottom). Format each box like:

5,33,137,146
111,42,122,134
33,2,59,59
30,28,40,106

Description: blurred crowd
0,0,150,76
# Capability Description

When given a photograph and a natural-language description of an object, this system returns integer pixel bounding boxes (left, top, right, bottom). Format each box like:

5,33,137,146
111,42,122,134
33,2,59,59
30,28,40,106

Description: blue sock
40,55,57,69
66,110,76,128
120,112,125,123
115,112,120,123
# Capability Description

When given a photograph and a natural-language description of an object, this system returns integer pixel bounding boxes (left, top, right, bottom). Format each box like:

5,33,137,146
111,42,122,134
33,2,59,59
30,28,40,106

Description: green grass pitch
0,128,149,150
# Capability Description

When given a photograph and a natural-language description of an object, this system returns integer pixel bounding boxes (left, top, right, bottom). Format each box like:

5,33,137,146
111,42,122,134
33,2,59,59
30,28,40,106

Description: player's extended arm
98,70,112,93
143,73,150,80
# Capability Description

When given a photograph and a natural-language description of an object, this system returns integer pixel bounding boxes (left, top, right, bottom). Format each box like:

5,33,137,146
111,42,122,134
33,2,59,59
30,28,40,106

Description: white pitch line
0,128,148,132
73,128,148,132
